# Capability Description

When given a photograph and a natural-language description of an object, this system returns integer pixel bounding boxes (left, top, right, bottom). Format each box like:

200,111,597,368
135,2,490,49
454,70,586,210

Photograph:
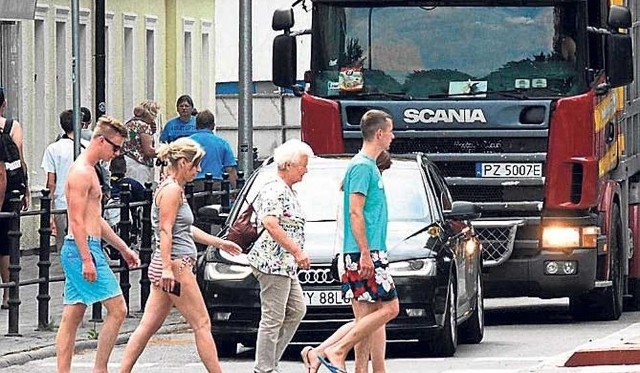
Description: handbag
226,194,265,254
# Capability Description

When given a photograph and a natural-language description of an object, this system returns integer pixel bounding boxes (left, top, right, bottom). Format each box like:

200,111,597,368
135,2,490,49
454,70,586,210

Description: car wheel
215,338,238,358
459,269,484,344
430,281,457,357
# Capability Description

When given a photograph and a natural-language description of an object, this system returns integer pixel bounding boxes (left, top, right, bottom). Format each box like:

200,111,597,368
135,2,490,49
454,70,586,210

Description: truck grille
449,185,544,203
346,137,548,154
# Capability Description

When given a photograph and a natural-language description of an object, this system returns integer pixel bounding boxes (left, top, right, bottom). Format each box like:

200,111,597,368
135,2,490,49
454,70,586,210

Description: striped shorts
147,252,195,285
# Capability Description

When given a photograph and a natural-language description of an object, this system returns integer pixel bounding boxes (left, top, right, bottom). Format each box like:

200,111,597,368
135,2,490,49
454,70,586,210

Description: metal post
221,174,231,213
71,0,81,158
118,185,132,313
185,182,195,213
6,191,22,336
139,183,153,310
37,189,52,331
95,0,106,119
238,0,254,176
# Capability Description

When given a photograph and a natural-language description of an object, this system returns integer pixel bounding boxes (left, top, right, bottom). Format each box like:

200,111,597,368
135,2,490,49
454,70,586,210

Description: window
183,18,195,95
55,21,67,116
123,26,134,117
145,29,155,99
201,31,211,107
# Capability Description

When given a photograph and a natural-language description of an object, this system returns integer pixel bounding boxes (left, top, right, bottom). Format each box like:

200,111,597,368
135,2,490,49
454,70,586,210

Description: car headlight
388,258,436,277
542,226,599,248
204,262,253,281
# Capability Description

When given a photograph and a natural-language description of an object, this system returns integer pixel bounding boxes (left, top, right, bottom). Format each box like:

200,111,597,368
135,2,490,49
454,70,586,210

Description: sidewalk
0,252,188,368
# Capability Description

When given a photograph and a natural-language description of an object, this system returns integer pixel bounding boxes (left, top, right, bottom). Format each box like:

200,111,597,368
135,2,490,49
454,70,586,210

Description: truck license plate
303,290,347,307
476,163,542,178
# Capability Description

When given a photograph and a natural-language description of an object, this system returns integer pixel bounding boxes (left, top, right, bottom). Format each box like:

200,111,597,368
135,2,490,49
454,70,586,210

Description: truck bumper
483,248,598,298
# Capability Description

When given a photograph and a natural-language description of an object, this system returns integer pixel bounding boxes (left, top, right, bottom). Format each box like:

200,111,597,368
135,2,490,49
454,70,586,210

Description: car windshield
311,3,586,98
240,161,433,223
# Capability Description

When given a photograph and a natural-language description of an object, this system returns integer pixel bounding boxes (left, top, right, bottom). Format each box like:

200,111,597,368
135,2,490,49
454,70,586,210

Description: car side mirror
443,201,481,221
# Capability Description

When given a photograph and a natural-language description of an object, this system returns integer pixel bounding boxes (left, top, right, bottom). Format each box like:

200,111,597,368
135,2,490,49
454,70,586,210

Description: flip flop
301,346,313,372
318,355,347,373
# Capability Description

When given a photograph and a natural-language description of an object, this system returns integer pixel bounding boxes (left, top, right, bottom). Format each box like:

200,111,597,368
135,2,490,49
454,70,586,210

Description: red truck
271,0,639,320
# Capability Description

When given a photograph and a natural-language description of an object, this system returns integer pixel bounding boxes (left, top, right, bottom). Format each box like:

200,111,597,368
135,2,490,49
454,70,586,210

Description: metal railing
0,172,244,336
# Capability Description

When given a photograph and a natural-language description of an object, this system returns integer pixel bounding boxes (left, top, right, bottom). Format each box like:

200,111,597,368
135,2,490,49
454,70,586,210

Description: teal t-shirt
342,152,388,254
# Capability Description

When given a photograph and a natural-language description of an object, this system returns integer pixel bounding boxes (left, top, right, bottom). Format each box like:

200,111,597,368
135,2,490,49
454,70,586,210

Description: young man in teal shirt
318,109,399,373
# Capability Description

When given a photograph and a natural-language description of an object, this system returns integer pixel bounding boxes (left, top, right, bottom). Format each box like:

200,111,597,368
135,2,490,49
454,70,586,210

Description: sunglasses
102,136,122,153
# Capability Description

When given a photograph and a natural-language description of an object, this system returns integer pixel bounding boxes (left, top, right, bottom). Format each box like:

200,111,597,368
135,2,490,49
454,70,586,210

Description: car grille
476,225,517,267
298,266,339,285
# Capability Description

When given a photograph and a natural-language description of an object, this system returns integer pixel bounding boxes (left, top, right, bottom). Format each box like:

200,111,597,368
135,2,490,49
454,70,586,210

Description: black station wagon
196,154,484,357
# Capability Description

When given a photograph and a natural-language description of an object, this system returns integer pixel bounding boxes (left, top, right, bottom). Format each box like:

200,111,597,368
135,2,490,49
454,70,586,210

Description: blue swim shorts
60,236,122,305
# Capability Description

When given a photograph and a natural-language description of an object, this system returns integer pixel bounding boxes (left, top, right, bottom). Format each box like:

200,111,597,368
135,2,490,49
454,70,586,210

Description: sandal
1,304,8,310
318,355,348,373
300,346,320,373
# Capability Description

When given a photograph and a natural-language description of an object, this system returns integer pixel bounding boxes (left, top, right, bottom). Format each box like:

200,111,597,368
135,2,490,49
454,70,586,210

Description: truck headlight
204,262,253,281
388,258,436,277
542,226,599,248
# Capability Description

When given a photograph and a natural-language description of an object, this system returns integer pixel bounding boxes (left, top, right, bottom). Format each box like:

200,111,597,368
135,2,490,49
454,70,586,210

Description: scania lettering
404,108,488,124
272,0,640,321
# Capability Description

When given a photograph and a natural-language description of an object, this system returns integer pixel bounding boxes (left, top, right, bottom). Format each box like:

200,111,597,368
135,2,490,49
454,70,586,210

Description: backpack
0,120,27,195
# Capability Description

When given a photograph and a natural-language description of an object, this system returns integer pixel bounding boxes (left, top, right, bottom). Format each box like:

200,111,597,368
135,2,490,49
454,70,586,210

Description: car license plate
303,290,347,307
476,163,542,178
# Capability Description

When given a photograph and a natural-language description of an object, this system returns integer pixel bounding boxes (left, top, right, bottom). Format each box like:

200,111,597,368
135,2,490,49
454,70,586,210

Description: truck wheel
459,269,484,344
429,281,457,357
598,204,624,320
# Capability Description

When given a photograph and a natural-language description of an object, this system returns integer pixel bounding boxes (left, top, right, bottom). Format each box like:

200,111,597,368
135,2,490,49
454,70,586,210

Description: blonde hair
133,100,161,120
156,137,205,168
93,115,127,139
273,139,314,170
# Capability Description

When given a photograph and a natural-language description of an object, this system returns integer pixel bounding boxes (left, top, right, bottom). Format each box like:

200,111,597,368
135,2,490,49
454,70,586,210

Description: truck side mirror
272,8,294,31
605,33,633,88
273,34,297,88
608,5,631,29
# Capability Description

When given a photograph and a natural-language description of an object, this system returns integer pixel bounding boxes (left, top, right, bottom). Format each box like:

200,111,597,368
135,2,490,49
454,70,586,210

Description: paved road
4,297,640,372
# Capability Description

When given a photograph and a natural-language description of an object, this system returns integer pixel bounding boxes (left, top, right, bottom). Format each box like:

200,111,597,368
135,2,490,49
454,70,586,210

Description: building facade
0,0,215,192
0,0,215,248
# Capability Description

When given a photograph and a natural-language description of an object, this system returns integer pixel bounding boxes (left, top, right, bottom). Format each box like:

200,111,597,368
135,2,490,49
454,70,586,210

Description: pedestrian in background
159,95,197,143
55,116,140,373
41,110,90,251
315,110,399,373
122,100,161,185
0,87,29,310
189,109,237,190
302,150,392,373
248,139,314,373
80,106,93,141
119,138,241,373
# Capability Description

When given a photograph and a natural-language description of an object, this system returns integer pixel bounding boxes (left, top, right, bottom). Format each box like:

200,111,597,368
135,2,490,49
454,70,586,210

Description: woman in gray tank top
120,138,241,373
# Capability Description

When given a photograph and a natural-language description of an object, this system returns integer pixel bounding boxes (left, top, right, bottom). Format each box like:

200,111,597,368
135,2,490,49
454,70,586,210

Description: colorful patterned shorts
147,253,195,285
341,250,397,303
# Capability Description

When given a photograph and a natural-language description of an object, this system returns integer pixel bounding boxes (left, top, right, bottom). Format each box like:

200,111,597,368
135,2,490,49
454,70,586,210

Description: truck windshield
311,4,586,99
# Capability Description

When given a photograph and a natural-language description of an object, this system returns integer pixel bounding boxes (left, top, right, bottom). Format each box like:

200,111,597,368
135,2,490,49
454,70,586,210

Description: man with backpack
0,87,29,309
42,110,91,251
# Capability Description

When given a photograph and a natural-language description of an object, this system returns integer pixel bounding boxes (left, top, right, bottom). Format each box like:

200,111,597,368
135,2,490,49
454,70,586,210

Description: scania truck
271,0,639,320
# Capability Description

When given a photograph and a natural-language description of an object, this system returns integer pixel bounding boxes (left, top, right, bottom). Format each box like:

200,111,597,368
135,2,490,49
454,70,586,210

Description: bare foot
307,347,321,372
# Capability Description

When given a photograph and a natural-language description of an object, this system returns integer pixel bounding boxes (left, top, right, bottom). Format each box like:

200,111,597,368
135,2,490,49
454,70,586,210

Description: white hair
273,139,314,169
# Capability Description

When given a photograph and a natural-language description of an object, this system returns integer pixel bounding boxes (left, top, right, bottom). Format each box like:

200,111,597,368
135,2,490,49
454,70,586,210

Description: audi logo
298,268,338,285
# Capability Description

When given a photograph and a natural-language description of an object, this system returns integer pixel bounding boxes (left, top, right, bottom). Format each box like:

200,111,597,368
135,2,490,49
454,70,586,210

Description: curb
0,321,189,368
565,346,640,367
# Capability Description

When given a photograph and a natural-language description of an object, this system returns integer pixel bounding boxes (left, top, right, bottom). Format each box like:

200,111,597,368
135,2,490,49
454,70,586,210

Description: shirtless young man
55,116,140,373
